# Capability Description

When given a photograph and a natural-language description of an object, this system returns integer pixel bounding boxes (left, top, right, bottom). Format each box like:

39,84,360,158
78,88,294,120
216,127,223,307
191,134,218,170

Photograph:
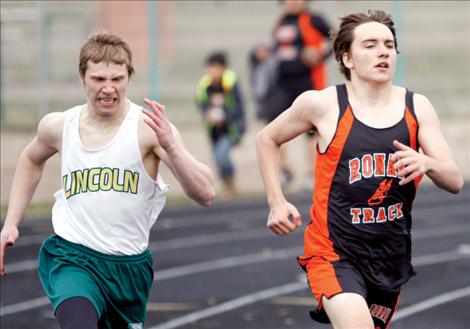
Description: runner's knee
56,297,98,329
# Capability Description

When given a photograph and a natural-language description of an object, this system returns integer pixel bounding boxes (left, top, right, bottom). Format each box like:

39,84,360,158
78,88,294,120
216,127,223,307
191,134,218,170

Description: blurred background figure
249,43,279,124
196,51,246,198
255,0,332,190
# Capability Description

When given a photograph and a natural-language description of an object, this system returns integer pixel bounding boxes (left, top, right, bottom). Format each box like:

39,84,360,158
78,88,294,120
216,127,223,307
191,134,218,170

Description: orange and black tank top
299,84,422,291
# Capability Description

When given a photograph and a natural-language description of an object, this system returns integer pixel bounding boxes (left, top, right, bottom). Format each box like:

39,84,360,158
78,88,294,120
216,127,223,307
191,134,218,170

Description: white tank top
52,100,169,255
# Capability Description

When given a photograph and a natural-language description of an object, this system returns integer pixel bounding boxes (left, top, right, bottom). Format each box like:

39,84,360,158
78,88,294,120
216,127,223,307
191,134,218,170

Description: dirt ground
1,118,469,211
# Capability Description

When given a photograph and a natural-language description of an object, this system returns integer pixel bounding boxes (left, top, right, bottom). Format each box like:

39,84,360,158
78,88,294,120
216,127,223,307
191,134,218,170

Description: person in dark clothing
263,0,333,188
256,9,463,329
196,51,246,197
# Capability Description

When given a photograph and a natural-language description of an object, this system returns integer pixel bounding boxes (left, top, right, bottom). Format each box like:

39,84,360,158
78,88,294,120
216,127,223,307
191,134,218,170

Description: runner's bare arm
0,112,63,275
143,98,215,207
256,90,330,235
392,94,463,193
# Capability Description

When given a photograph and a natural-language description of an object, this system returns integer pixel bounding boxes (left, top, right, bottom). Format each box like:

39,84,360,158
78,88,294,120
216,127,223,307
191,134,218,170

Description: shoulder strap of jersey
405,89,417,120
336,84,349,118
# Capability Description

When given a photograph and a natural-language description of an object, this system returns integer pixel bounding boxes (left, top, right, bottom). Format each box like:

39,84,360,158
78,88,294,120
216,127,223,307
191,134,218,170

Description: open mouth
97,97,118,106
375,63,389,69
98,97,116,103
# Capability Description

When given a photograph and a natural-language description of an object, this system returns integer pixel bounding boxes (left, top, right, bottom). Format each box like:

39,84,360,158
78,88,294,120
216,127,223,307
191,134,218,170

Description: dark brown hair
332,10,398,80
205,51,228,67
79,31,134,78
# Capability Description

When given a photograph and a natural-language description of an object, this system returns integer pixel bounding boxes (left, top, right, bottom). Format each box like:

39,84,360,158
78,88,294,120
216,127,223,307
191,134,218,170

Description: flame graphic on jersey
368,178,393,206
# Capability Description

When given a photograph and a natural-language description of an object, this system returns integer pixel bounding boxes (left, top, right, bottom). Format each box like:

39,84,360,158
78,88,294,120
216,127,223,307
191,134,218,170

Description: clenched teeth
99,98,115,102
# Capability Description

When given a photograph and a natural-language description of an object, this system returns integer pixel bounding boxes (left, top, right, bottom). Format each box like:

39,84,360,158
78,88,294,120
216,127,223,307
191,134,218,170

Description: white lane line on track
151,221,470,252
155,208,268,230
155,247,302,281
5,220,470,274
149,227,294,252
412,246,470,267
147,249,470,329
25,202,470,248
0,297,50,317
10,200,469,248
412,204,470,220
6,240,467,279
157,202,469,227
0,246,302,317
3,259,38,274
412,223,470,240
457,244,470,254
4,228,300,274
2,246,469,317
147,281,307,329
392,286,470,322
10,208,269,248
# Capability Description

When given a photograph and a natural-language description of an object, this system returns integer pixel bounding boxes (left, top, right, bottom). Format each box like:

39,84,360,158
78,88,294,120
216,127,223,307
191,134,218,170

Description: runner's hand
267,202,302,236
142,98,176,152
0,225,19,276
392,140,427,186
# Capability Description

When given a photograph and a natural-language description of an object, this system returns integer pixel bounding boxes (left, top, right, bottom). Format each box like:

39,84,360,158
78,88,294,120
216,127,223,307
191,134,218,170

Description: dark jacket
196,69,246,143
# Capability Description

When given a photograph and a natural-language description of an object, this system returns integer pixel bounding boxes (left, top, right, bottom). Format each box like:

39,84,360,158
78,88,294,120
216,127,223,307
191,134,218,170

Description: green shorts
38,235,154,329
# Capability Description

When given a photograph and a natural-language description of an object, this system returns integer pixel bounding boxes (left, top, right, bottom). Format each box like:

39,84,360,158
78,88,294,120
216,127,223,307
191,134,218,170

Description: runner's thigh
322,292,374,329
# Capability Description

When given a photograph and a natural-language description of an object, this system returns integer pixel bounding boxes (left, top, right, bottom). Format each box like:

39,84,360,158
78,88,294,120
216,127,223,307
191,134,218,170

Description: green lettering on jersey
62,167,139,199
99,167,113,191
123,170,139,194
112,168,124,192
88,168,101,192
63,175,71,198
74,169,89,194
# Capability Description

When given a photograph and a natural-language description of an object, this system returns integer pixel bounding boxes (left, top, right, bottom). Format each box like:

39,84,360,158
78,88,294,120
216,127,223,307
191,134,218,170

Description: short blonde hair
79,31,134,78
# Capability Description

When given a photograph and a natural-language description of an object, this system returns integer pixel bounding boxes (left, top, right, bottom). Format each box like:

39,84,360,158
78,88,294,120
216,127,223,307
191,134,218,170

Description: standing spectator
270,0,332,188
249,43,279,122
196,51,246,197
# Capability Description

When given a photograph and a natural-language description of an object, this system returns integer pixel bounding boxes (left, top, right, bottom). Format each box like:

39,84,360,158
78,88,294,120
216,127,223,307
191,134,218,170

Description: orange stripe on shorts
306,257,343,303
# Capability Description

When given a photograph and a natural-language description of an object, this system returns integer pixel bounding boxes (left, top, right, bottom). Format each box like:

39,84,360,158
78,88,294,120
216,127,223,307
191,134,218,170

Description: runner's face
81,61,130,116
343,22,397,83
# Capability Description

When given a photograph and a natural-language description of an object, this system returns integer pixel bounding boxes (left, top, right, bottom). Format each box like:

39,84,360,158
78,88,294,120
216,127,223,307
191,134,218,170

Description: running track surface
1,183,469,329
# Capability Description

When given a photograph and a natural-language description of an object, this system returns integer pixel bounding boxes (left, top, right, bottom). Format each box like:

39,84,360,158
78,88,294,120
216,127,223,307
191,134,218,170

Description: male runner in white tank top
0,31,215,329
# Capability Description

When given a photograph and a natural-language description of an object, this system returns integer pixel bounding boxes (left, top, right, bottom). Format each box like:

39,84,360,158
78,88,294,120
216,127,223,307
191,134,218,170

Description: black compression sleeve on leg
56,297,98,329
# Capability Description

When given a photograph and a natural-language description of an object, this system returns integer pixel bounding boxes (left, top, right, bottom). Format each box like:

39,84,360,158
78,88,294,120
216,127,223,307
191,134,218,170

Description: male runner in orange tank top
256,10,463,329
